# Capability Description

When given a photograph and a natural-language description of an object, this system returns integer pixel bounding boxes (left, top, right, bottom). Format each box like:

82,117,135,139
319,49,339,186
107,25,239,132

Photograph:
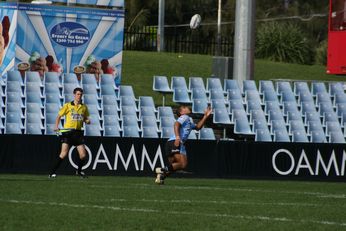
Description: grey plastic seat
310,130,327,143
103,125,121,137
234,119,252,135
307,121,324,133
263,90,279,102
312,82,327,96
139,96,155,108
207,78,223,91
103,115,120,126
25,71,43,86
63,83,79,95
329,82,344,96
264,101,281,115
243,80,257,92
191,88,208,100
7,71,24,85
329,131,345,143
5,123,22,134
198,128,215,140
173,88,191,104
45,93,62,105
213,108,231,124
189,77,205,91
160,116,175,128
141,116,158,130
288,120,306,134
140,106,157,118
271,120,287,133
142,126,159,138
158,106,174,118
100,84,116,96
274,129,290,142
63,73,79,84
123,126,140,137
81,73,98,87
228,89,242,101
259,80,275,94
161,127,174,138
224,79,240,92
192,99,208,114
276,81,292,94
255,128,272,142
84,124,101,136
294,82,310,96
119,85,136,98
25,123,42,135
171,76,188,90
292,130,309,143
153,76,171,93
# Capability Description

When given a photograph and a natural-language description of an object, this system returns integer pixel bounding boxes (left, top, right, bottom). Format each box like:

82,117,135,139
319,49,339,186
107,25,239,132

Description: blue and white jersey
169,115,196,143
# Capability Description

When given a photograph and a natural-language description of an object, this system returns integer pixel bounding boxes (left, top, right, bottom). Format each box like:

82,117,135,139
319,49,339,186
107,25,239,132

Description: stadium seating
198,128,216,140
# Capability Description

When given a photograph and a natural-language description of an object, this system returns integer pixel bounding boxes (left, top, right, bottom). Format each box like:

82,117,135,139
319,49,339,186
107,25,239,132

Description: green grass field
0,175,346,231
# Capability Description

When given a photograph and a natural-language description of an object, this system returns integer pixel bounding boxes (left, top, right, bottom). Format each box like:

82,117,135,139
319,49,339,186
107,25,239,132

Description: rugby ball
190,14,202,29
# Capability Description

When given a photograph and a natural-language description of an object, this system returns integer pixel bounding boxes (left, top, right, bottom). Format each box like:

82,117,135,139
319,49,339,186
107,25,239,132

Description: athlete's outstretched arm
195,107,212,130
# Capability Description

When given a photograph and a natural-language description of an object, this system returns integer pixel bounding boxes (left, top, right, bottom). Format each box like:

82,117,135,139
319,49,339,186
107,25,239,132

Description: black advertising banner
0,135,345,181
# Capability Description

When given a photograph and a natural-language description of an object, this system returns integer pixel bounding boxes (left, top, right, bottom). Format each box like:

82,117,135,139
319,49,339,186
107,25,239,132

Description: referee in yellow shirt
49,87,91,178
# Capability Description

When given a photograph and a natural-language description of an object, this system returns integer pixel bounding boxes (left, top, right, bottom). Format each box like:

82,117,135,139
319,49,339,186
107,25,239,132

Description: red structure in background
327,0,346,74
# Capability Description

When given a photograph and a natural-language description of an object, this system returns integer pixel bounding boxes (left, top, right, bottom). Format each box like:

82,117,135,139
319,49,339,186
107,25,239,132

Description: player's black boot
76,171,88,178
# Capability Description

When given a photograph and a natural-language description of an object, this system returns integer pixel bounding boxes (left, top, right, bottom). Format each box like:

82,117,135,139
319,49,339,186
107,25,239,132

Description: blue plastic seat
84,124,101,136
25,123,42,135
224,79,240,92
161,127,174,138
88,104,101,117
288,120,305,134
26,112,44,127
121,106,137,117
255,128,272,142
26,103,44,119
276,81,292,94
6,102,23,116
103,125,121,137
103,115,120,126
294,82,310,96
301,101,317,115
45,93,62,105
192,99,208,114
142,126,159,138
26,93,43,108
274,129,290,142
243,80,257,93
158,106,174,118
252,119,269,132
323,112,339,125
139,96,155,108
263,90,279,102
140,106,157,118
298,92,314,104
160,116,175,128
141,116,158,130
7,71,24,85
211,99,227,109
246,100,262,114
120,96,137,109
336,103,346,117
0,118,3,129
25,82,43,96
234,119,252,135
171,76,188,90
5,112,23,127
207,78,223,91
329,131,345,143
329,82,344,96
63,83,79,95
198,128,215,140
64,94,74,104
5,123,22,134
280,91,296,103
119,85,136,98
6,81,23,94
102,95,118,105
310,130,326,143
25,71,43,86
264,101,281,115
63,73,79,85
271,120,287,133
209,89,225,101
326,121,343,135
88,114,102,128
305,111,321,124
268,110,284,122
191,88,208,100
287,111,303,123
173,88,191,104
318,102,334,116
153,76,171,93
228,89,242,101
6,92,24,107
83,83,98,96
45,124,56,135
123,126,140,137
283,101,299,116
292,130,309,143
83,94,100,109
259,80,275,94
100,74,115,87
231,109,248,123
312,82,327,96
45,103,60,114
250,110,266,124
334,93,346,106
44,72,61,86
245,90,261,104
81,73,99,87
213,108,231,124
45,82,61,96
188,130,197,139
307,120,324,133
229,99,244,112
316,92,332,106
122,115,139,128
189,77,205,91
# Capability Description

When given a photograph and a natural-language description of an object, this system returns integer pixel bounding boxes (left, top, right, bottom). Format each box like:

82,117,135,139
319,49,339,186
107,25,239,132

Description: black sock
167,164,174,172
50,156,63,175
78,158,85,173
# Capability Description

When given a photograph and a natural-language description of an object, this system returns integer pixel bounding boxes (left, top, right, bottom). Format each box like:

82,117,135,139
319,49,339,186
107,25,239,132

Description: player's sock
50,156,63,175
77,158,85,174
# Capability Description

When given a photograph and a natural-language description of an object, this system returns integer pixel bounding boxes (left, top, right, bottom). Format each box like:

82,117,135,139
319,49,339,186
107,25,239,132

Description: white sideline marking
1,199,346,227
89,184,346,199
109,198,320,207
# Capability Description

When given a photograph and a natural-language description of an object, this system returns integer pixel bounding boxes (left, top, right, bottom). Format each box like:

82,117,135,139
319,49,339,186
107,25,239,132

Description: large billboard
0,2,17,77
51,0,124,8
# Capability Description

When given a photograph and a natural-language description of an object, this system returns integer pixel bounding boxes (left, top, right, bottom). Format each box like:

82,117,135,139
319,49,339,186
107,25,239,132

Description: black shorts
60,130,85,146
165,140,181,157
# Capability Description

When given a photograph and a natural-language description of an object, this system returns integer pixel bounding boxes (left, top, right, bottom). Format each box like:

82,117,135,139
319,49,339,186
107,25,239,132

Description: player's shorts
165,140,187,156
60,130,85,146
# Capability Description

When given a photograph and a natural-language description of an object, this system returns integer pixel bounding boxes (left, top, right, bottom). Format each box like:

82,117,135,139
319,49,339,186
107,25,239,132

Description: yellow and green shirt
58,101,90,130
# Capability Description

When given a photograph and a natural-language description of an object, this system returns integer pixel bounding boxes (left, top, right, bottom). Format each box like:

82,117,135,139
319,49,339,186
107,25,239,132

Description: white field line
109,198,320,207
89,184,346,199
1,199,346,227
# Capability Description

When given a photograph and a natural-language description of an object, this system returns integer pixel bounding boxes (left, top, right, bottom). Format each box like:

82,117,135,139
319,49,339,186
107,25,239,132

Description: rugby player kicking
49,87,91,178
155,106,212,184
